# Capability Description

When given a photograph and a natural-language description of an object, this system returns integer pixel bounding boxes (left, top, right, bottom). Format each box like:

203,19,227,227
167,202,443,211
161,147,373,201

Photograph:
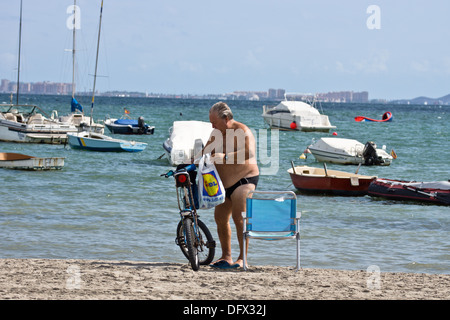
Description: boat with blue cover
105,116,154,135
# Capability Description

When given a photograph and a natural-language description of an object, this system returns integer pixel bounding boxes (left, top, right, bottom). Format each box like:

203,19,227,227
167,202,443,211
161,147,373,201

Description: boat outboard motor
363,141,382,165
137,116,146,134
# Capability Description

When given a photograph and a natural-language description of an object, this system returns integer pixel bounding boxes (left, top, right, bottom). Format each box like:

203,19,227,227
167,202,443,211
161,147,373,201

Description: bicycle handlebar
161,164,196,178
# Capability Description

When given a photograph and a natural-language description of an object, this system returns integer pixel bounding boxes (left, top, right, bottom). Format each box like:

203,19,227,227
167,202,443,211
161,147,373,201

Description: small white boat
163,120,213,166
0,152,64,170
307,137,394,166
262,99,335,132
67,131,147,152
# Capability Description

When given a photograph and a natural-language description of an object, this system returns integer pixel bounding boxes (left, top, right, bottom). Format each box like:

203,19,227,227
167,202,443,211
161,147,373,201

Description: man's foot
233,259,248,269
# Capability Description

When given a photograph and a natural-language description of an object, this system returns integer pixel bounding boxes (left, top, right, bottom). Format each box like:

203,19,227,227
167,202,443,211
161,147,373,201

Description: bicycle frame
174,171,198,215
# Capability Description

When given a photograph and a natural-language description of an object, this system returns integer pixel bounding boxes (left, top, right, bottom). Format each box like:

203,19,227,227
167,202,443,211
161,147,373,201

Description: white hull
262,101,335,132
0,105,79,144
308,137,393,166
262,114,335,132
163,121,213,166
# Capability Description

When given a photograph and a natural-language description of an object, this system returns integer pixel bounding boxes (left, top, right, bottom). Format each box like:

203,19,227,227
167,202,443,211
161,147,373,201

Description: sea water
1,94,449,274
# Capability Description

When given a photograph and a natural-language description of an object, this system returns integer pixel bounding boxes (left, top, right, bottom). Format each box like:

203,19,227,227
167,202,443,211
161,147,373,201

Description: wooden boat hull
0,152,64,170
288,166,376,196
368,179,450,205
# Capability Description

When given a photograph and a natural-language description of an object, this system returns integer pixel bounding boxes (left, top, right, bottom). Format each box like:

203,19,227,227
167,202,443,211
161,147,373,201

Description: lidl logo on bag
202,173,220,196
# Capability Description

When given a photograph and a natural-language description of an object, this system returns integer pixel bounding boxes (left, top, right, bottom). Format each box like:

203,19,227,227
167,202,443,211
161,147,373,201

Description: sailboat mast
90,0,103,128
16,0,23,105
71,0,76,99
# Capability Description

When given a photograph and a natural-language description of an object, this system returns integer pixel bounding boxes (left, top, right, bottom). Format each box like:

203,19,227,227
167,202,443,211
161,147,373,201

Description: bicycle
161,164,215,271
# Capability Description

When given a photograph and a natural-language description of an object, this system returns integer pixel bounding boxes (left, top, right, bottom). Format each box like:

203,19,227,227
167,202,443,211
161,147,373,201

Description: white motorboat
307,137,394,166
163,120,213,166
0,152,64,170
262,100,335,132
0,104,78,144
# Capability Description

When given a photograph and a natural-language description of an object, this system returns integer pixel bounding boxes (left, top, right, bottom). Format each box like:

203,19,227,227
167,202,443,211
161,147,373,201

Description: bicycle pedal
207,241,216,248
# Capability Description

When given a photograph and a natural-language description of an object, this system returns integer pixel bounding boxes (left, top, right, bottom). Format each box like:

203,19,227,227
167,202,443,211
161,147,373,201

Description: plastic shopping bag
198,154,225,209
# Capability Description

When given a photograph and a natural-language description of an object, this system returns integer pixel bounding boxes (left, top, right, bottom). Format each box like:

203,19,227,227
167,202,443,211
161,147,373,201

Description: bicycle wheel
176,218,215,266
183,217,199,271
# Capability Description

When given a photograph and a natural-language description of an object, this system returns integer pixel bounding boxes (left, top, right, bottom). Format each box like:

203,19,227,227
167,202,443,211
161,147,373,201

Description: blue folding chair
242,191,301,271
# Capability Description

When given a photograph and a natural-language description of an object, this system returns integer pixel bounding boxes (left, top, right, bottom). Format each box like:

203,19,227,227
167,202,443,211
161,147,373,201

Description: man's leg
213,198,233,264
231,183,256,267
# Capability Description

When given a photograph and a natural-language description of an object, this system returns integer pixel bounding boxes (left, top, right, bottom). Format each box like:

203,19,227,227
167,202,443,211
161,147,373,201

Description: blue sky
1,0,449,100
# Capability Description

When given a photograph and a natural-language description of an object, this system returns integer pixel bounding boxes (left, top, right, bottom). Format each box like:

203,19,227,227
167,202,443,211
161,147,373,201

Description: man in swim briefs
201,102,259,269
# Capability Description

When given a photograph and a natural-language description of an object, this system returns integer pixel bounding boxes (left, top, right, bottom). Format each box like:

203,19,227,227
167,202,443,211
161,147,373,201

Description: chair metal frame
242,190,301,271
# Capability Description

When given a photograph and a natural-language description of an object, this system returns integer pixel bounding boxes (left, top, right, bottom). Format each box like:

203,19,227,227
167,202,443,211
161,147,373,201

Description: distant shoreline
2,90,450,105
0,258,448,300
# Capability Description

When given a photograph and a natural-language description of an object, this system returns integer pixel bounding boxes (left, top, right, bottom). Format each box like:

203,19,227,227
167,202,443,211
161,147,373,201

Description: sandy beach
0,258,448,301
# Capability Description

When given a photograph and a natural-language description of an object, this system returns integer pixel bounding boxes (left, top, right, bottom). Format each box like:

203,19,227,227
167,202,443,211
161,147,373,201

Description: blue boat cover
114,119,138,125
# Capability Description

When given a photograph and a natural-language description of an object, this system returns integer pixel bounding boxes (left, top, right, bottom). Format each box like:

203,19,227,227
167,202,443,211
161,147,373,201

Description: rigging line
90,0,104,129
16,0,23,105
72,0,77,98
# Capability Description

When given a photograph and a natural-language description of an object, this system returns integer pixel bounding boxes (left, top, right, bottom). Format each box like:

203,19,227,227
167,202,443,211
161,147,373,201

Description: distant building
0,79,371,103
276,89,285,99
352,91,369,103
316,91,369,103
0,79,73,95
1,79,10,92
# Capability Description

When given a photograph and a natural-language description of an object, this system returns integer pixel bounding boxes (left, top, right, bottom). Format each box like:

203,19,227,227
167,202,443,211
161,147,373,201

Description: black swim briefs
225,175,259,199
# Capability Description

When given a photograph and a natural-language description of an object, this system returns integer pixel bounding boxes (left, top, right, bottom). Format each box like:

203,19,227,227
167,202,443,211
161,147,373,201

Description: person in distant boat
197,101,259,269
